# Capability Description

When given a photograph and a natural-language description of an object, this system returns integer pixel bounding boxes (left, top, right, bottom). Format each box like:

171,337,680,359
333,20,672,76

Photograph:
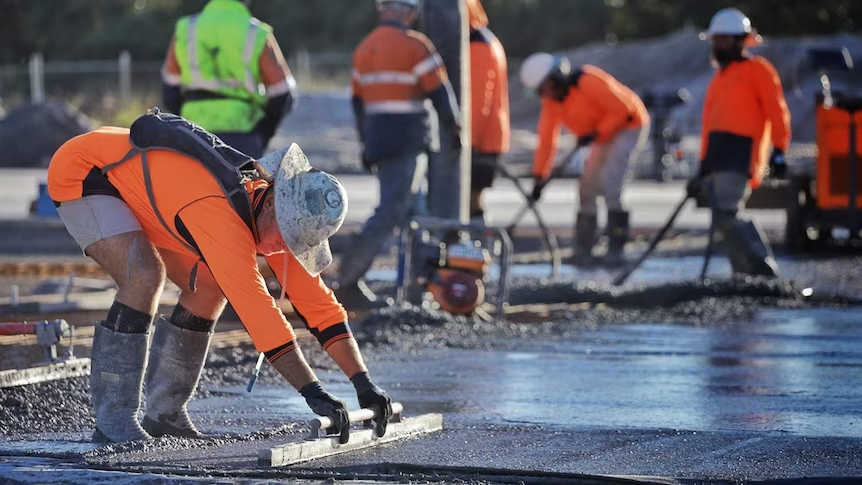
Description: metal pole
29,52,45,103
422,0,469,223
119,50,132,103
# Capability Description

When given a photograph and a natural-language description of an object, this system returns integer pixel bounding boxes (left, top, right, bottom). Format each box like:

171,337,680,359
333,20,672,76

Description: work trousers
579,125,650,215
338,151,428,286
705,171,778,276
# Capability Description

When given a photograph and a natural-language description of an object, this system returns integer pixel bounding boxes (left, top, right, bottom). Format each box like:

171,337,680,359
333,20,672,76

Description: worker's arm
178,198,320,389
699,81,716,164
351,54,365,143
579,73,633,144
256,33,298,145
470,38,495,150
753,57,792,151
161,36,184,114
414,38,461,134
532,99,563,179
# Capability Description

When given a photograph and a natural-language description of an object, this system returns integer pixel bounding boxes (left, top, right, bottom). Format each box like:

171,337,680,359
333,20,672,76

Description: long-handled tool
612,193,691,286
506,143,586,235
700,184,718,280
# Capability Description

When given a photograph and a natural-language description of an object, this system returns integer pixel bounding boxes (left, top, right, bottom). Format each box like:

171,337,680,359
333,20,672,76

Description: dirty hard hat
702,8,762,45
519,52,571,91
257,144,348,276
376,0,419,7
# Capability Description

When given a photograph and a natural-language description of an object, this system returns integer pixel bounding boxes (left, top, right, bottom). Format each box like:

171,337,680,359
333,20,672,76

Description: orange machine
814,101,862,210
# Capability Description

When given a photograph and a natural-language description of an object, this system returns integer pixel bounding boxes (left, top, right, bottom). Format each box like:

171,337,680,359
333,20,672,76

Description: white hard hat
257,144,348,276
519,52,571,91
706,8,751,36
376,0,419,7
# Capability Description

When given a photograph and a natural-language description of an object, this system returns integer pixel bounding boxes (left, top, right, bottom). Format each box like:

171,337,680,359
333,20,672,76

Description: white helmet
706,8,751,36
376,0,419,7
519,52,571,91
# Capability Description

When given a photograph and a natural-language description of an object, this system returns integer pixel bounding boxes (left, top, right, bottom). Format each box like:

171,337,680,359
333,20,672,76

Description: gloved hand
577,132,598,148
351,371,393,437
300,381,350,444
530,176,548,202
686,174,704,198
769,148,787,179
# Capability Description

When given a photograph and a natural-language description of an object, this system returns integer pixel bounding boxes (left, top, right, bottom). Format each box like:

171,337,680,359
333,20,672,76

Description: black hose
494,163,562,278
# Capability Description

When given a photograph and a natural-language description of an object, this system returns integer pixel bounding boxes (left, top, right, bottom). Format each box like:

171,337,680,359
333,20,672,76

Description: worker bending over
48,118,391,443
689,8,791,277
520,54,650,266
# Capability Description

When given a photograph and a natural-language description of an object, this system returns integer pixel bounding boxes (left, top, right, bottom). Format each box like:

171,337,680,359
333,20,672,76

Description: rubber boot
725,218,778,277
142,316,212,439
571,212,598,266
604,210,630,267
89,324,152,443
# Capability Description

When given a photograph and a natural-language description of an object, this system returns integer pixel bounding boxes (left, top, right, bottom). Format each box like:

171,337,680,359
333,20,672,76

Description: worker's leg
708,171,778,277
600,126,649,265
56,195,164,442
143,250,226,438
574,145,606,260
470,152,499,224
335,151,428,306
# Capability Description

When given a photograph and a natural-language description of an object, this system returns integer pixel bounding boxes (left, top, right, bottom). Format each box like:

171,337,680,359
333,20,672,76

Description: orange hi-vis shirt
470,26,510,155
47,127,347,353
532,65,649,179
351,23,448,114
700,56,791,188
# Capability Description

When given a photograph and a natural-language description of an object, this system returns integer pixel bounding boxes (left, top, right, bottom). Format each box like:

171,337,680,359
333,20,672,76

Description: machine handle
311,402,404,438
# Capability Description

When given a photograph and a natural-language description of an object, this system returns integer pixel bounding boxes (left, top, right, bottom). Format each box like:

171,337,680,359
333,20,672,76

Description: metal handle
310,402,404,438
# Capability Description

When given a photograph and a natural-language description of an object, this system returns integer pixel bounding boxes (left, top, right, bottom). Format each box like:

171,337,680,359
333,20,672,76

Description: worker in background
520,54,650,266
161,0,297,158
334,0,461,309
688,8,790,277
467,0,510,224
48,129,391,443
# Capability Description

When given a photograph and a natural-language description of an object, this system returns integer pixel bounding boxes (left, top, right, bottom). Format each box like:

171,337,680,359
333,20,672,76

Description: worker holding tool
333,0,461,308
47,124,392,443
520,54,650,266
687,8,790,277
161,0,297,158
467,0,510,224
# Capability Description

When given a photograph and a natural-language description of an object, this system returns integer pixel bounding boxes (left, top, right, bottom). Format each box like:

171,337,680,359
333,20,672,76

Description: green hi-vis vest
174,0,271,133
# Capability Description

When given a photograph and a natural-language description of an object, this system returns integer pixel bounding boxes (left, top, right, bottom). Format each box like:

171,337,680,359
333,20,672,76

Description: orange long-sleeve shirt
47,127,346,353
532,65,649,179
470,26,510,155
699,56,791,188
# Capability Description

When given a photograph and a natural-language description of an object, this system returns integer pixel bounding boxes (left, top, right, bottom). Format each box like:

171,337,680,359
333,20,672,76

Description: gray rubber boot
571,212,598,265
604,210,630,267
89,324,152,443
142,316,212,439
725,218,778,277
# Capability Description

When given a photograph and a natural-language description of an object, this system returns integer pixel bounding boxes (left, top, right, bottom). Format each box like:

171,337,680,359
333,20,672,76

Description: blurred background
1,0,862,176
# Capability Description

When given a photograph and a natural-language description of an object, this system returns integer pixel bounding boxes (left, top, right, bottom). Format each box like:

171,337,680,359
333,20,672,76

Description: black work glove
351,371,393,438
300,381,350,444
530,176,548,202
577,132,598,148
769,148,787,179
686,174,704,198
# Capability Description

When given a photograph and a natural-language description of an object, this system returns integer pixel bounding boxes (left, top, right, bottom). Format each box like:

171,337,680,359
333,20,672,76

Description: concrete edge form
0,358,90,388
259,413,444,467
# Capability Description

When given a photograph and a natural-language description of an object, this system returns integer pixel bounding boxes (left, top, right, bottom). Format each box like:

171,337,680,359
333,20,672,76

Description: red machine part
0,321,39,336
427,242,490,315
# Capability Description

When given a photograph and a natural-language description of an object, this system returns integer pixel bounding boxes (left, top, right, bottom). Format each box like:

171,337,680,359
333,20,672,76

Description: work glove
686,174,704,199
530,176,548,202
577,132,598,148
351,371,393,438
300,381,350,444
769,148,787,179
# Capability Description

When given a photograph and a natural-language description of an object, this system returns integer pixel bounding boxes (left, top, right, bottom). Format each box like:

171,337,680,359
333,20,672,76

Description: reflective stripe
265,75,296,98
161,67,182,86
184,14,262,95
413,54,442,77
365,100,425,114
357,71,417,85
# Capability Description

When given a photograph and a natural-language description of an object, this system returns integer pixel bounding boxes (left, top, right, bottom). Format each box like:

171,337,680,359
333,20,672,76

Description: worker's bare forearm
269,346,319,391
324,337,368,380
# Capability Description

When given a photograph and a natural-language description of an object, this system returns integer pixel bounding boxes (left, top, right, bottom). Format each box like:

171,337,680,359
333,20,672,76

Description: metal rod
247,352,265,393
312,402,405,436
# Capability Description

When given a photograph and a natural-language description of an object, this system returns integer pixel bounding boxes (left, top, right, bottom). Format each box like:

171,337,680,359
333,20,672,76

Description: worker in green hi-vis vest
161,0,297,158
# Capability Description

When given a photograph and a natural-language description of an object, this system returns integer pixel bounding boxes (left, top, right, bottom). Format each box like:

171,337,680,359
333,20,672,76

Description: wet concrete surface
1,254,862,484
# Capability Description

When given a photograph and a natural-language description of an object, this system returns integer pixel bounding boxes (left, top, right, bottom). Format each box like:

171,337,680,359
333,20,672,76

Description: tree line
0,0,859,64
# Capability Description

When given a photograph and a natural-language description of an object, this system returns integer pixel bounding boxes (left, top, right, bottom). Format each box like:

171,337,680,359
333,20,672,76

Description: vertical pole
423,0,470,223
29,53,45,104
119,50,132,103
